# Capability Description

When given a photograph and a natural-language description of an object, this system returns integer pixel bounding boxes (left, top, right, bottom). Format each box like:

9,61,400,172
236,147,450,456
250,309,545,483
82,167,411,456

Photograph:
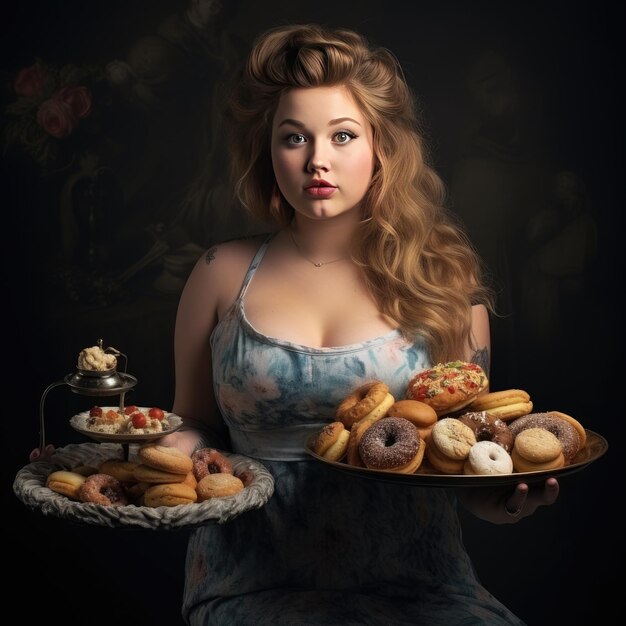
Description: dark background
2,1,622,624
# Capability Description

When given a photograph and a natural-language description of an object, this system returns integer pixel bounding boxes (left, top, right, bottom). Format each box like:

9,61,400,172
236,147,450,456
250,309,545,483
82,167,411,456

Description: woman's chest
243,268,395,348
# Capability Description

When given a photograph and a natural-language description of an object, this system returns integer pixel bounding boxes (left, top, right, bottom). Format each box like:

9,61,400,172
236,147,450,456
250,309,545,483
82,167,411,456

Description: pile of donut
312,360,587,476
45,445,247,507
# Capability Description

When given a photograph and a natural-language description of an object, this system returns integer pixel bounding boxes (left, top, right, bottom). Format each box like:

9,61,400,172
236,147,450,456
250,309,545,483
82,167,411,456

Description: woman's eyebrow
276,117,362,128
329,117,361,126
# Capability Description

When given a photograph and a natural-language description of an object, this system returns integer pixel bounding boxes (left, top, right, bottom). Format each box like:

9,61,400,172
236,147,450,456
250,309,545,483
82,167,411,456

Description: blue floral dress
182,234,524,626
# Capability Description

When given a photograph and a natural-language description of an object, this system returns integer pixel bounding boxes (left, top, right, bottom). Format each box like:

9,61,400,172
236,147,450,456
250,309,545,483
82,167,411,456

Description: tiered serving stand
13,340,274,529
38,339,140,456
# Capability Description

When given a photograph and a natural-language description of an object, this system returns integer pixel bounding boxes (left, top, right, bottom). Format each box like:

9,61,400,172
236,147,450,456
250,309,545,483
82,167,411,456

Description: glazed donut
144,482,198,507
406,361,488,416
465,440,513,475
46,470,86,500
138,444,193,475
99,459,139,483
509,413,580,463
467,389,533,421
313,422,350,461
196,473,245,501
457,411,514,452
358,417,423,473
78,473,128,506
335,381,393,429
191,448,234,481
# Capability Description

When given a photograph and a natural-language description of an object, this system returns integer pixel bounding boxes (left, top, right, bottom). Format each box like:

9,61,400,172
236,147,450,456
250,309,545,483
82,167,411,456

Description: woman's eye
334,131,356,144
287,134,307,145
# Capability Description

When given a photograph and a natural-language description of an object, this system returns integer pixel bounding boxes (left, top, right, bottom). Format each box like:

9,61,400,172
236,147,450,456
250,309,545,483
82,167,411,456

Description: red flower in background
13,63,48,97
56,85,92,119
4,59,98,168
36,98,77,138
36,86,92,138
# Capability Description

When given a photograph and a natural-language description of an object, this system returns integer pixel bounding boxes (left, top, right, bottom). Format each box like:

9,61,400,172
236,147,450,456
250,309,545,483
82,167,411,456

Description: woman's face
271,86,375,220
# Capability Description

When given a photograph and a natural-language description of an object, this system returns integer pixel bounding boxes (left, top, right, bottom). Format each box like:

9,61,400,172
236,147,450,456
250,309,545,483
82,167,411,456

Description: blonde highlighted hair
227,24,494,363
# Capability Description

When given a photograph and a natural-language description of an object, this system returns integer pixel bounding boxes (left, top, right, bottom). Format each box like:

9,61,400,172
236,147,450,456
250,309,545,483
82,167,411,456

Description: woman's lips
305,182,337,198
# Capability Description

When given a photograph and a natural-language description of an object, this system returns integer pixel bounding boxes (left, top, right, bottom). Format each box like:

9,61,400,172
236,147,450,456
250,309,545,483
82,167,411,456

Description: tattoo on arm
204,246,217,265
470,346,490,378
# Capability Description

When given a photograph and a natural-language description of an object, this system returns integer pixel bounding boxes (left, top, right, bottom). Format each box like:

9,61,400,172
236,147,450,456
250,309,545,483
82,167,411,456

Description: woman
162,24,558,625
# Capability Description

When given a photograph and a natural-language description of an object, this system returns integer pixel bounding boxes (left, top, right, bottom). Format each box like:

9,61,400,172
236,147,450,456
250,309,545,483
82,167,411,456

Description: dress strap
235,232,277,302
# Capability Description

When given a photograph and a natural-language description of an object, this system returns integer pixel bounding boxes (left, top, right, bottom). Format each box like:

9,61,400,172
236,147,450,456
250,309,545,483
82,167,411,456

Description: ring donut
78,473,128,506
191,448,234,481
464,440,513,475
547,410,587,449
358,417,424,474
313,422,350,461
345,406,389,467
335,381,392,429
457,411,513,452
509,413,580,463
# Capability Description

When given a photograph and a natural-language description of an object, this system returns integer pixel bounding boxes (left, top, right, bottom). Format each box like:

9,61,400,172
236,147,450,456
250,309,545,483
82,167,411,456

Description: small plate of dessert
70,405,183,444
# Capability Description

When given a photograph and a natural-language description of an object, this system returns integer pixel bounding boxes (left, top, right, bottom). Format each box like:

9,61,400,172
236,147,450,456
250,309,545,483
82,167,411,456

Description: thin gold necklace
289,227,348,268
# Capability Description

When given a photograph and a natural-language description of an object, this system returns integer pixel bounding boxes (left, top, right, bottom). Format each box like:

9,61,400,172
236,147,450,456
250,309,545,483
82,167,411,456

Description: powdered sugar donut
465,440,513,475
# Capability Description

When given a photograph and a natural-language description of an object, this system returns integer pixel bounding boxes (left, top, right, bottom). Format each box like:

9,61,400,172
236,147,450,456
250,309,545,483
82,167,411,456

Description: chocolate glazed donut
358,417,420,471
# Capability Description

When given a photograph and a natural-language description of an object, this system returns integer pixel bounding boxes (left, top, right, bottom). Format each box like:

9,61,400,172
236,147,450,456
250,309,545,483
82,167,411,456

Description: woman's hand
29,444,55,462
459,478,560,524
157,429,202,457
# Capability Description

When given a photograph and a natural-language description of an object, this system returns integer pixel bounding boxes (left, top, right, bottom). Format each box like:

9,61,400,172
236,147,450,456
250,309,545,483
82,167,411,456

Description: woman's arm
465,304,491,379
160,247,231,455
458,304,560,523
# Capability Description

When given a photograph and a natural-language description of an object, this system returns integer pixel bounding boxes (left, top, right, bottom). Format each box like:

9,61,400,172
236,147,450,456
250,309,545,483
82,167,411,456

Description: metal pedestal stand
38,344,138,460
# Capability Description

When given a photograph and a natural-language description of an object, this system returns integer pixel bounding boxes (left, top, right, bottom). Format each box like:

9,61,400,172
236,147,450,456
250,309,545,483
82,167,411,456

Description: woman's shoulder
184,234,272,312
207,234,271,261
196,234,271,277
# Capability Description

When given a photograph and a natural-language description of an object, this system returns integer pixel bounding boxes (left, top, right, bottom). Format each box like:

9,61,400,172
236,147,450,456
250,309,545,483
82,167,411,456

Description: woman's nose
307,144,330,172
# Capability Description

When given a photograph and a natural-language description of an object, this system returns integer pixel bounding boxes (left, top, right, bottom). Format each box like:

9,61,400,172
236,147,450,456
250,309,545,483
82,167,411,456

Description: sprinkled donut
457,411,514,452
78,473,128,506
358,417,422,473
191,448,234,481
465,440,513,475
509,413,580,463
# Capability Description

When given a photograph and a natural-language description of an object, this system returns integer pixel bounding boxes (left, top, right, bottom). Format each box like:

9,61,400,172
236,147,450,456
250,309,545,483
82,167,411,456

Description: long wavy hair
226,24,494,363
